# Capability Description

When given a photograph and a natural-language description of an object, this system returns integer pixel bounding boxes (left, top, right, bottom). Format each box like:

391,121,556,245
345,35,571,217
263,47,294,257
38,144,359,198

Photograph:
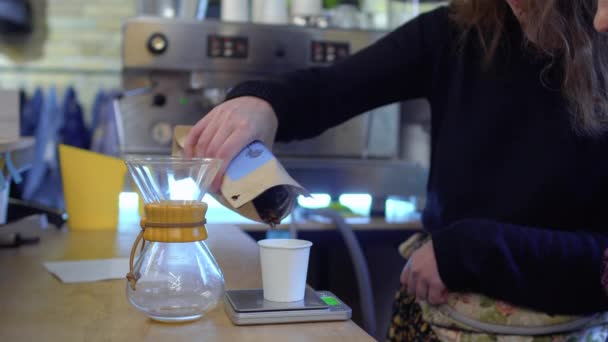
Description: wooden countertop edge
237,219,424,232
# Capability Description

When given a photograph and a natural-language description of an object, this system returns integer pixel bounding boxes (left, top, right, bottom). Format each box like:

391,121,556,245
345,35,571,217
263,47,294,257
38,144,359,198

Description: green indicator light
179,97,188,105
321,296,339,306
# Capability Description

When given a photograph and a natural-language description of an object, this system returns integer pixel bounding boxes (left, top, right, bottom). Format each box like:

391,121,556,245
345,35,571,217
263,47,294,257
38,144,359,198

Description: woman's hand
595,0,608,32
184,96,278,192
400,240,449,305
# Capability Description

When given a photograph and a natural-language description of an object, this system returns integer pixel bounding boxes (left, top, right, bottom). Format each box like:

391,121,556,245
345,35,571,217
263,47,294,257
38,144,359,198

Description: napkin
44,258,129,283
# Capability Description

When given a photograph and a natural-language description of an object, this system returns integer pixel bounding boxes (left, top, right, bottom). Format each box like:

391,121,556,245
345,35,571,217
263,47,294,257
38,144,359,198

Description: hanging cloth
60,86,90,149
90,89,106,137
90,91,121,157
20,87,42,137
22,87,64,210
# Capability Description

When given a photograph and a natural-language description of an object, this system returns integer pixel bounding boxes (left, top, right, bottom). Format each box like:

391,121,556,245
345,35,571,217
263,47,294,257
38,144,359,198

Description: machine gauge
147,33,168,54
151,122,173,146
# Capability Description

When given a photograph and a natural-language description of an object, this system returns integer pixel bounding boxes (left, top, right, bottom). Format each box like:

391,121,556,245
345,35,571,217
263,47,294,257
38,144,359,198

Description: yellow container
59,144,126,230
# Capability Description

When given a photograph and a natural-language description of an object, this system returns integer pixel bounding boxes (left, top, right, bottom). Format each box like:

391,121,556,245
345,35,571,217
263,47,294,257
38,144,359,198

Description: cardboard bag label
172,125,309,224
226,142,273,181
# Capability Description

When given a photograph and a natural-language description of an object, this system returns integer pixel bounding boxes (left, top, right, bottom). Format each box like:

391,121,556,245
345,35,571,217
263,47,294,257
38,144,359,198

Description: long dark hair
451,0,608,136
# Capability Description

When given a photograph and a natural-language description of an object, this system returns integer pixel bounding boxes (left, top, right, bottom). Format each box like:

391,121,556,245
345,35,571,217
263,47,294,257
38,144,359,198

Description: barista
186,0,608,339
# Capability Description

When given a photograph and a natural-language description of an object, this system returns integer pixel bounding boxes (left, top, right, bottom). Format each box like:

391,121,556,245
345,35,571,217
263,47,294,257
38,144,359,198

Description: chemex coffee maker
116,17,429,215
125,156,224,322
124,154,352,325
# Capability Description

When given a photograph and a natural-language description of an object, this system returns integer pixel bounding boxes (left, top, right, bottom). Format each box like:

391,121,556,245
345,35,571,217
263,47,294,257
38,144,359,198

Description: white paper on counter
43,258,129,283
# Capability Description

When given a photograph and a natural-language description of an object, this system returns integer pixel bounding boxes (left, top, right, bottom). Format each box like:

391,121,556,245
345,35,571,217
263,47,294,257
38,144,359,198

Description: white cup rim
258,239,313,250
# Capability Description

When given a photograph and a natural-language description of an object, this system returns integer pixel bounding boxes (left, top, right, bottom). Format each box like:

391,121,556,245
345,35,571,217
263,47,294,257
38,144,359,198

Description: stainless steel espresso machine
117,17,429,215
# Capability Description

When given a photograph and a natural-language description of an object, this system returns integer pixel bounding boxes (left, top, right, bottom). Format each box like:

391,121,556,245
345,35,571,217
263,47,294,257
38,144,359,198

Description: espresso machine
117,17,429,215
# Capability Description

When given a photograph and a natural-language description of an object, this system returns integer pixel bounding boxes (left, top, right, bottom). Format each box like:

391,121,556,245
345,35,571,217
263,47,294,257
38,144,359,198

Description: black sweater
225,7,608,315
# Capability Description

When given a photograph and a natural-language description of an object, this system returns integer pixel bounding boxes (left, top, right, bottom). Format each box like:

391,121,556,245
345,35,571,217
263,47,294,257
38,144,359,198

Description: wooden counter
0,223,374,341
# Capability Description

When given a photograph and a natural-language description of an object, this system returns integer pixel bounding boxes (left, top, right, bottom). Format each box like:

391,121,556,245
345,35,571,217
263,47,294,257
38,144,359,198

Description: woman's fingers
183,96,278,191
441,288,449,302
428,284,448,305
205,117,236,158
400,261,411,285
195,112,225,157
209,128,255,192
402,259,422,299
407,262,417,297
595,0,608,32
184,112,213,157
415,280,429,302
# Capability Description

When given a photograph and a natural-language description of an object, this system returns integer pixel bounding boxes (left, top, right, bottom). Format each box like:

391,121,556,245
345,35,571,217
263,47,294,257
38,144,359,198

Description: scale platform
224,288,352,325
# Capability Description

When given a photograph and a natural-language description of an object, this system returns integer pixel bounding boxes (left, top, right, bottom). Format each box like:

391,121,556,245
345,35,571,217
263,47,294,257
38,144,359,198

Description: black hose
303,208,377,337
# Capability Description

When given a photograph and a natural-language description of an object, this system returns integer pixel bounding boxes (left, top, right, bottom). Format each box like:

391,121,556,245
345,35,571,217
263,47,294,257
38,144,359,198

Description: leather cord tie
141,220,206,228
125,219,207,291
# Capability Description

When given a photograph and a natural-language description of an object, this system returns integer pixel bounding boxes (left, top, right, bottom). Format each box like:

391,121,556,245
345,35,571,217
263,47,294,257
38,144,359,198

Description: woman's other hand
400,241,449,305
595,0,608,32
184,96,278,192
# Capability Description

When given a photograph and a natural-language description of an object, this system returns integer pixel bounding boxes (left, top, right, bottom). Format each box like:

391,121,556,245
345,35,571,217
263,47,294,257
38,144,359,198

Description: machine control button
207,35,248,59
147,33,168,54
310,41,350,64
151,122,173,146
152,93,167,107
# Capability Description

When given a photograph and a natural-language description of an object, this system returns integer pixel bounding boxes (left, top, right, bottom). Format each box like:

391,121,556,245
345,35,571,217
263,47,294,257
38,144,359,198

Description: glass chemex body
125,157,224,323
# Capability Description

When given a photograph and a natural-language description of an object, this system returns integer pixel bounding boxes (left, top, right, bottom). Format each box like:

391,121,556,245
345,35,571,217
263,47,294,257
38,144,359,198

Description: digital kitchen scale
224,288,352,325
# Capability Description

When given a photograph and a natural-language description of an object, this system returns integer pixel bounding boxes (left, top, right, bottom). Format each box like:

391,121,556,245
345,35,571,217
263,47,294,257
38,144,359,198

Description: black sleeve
225,7,451,142
433,218,608,315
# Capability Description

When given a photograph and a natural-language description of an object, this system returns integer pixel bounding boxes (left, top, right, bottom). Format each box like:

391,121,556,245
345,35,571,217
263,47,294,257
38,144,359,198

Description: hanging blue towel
22,87,64,210
61,86,90,149
20,87,42,137
90,89,106,137
90,91,121,157
15,87,42,195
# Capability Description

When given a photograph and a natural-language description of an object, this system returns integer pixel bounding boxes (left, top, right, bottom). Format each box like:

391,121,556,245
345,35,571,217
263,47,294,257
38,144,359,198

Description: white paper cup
258,239,313,302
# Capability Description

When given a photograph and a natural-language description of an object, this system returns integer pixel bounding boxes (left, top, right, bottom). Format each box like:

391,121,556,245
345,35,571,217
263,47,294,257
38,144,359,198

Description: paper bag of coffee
172,125,309,225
